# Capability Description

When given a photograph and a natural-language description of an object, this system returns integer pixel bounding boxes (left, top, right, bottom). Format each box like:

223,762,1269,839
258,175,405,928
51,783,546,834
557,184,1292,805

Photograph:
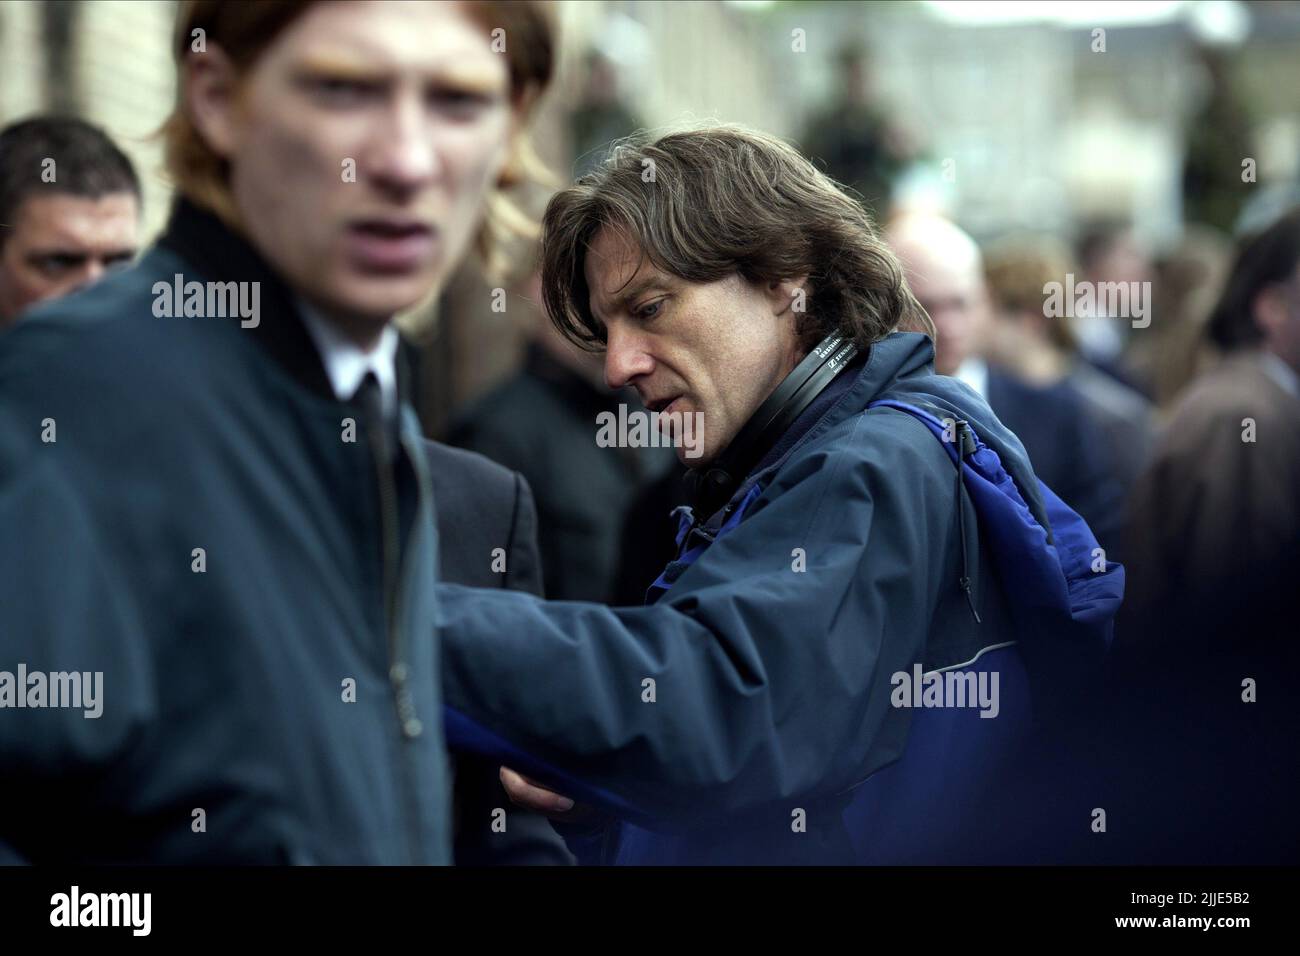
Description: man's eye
429,88,493,118
635,299,664,321
36,255,80,276
311,78,380,106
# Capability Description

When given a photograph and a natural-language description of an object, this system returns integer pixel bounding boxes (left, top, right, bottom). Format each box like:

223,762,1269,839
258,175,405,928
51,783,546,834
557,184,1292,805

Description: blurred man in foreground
0,0,556,864
0,117,140,327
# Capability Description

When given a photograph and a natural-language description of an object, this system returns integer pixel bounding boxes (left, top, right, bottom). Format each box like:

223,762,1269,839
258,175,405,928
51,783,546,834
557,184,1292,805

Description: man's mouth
345,218,438,274
644,394,684,415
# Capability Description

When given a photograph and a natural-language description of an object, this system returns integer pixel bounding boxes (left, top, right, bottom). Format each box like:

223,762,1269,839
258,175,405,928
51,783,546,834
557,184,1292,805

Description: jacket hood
838,333,1124,665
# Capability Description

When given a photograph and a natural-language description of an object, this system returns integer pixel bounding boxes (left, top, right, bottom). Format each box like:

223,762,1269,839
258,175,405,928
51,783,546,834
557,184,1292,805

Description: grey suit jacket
424,439,573,865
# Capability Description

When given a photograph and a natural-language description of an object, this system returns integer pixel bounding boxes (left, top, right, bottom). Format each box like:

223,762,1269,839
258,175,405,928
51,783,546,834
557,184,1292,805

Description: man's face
1258,267,1300,376
896,247,989,376
585,227,803,466
209,0,514,342
1086,232,1151,288
0,192,138,327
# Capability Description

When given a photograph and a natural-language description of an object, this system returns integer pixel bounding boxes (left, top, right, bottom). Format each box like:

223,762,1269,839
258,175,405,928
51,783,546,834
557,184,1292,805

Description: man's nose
369,99,441,196
604,324,655,390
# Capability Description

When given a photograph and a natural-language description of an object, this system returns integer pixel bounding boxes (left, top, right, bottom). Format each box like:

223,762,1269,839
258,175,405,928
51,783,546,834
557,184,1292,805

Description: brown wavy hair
161,0,555,274
540,125,931,353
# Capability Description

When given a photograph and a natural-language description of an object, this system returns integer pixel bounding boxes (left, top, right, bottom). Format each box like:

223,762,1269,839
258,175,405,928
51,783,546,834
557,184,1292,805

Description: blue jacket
440,332,1123,864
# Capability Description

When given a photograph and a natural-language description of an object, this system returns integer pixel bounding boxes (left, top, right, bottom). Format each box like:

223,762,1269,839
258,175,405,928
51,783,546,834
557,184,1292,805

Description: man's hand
499,766,590,820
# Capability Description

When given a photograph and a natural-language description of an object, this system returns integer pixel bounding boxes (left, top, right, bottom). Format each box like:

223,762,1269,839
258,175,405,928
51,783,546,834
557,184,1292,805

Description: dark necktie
352,372,399,464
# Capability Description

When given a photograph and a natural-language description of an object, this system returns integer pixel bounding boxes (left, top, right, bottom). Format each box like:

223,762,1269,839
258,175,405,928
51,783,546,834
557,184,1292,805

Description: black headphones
684,332,861,520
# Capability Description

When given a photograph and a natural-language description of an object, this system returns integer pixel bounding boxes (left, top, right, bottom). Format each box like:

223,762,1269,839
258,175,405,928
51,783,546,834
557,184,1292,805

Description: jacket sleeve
0,430,154,862
438,414,949,824
509,471,618,862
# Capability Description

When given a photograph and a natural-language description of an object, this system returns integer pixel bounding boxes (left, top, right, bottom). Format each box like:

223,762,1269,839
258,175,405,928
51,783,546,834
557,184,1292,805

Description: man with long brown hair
438,127,1125,864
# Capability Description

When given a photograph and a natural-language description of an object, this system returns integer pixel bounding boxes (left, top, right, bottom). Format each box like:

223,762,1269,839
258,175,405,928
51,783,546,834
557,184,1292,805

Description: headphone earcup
684,465,736,519
682,333,859,521
700,466,735,515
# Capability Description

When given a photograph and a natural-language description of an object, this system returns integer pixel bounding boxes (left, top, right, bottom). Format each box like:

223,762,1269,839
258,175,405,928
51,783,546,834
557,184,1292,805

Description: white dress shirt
1260,350,1300,401
297,301,400,420
952,357,989,400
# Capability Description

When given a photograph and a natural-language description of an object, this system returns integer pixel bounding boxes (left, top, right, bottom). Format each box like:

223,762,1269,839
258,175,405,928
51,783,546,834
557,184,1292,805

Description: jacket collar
157,198,413,407
689,333,934,530
747,332,935,484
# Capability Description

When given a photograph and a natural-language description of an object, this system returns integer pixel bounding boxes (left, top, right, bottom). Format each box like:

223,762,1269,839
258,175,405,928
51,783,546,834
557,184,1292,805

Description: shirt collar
953,357,988,399
297,300,400,417
1260,350,1300,400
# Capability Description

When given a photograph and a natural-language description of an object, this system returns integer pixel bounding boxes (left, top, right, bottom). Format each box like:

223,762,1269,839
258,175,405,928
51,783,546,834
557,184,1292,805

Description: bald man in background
887,214,1124,551
0,117,140,328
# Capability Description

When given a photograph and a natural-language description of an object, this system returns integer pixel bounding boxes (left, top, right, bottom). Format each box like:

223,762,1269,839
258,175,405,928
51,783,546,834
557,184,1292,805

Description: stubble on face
585,226,804,466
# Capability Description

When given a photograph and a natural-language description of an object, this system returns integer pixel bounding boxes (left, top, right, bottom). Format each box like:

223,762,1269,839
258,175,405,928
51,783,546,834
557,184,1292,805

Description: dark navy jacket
438,332,1123,864
0,201,450,864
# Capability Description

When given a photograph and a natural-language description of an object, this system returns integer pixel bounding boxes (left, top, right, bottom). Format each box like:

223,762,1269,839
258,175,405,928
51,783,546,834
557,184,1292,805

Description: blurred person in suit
1071,221,1155,391
569,50,642,179
1124,207,1300,656
0,117,140,328
801,46,915,217
425,433,572,864
1125,224,1232,411
1182,46,1253,235
888,214,1125,552
982,234,1156,500
450,271,675,604
1105,208,1300,863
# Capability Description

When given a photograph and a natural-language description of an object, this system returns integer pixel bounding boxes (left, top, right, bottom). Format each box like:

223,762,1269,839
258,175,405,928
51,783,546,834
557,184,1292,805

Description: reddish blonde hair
161,0,555,274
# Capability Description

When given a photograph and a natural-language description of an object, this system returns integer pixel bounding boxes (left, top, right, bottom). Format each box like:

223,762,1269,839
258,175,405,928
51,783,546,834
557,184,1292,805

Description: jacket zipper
368,411,426,864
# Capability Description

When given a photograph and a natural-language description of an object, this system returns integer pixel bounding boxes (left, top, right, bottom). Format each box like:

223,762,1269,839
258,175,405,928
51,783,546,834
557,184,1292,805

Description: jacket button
403,717,423,738
390,663,409,683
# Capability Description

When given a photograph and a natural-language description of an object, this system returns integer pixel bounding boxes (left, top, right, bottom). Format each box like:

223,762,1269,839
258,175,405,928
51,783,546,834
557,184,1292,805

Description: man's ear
184,44,242,160
1253,283,1287,341
767,275,810,318
493,110,524,189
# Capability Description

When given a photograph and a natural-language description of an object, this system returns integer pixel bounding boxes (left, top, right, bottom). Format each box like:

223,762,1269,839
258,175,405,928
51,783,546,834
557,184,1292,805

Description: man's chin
319,277,436,324
679,446,717,468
